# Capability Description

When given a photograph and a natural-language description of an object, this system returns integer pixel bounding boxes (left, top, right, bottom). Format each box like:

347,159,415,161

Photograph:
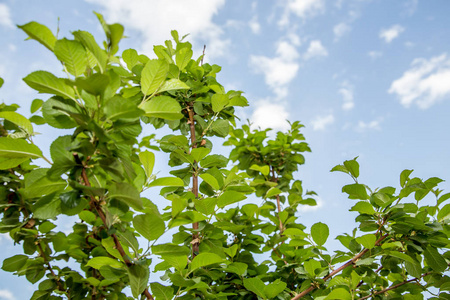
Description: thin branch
291,234,389,300
200,45,206,66
74,153,154,300
37,242,66,292
188,104,200,256
357,272,432,300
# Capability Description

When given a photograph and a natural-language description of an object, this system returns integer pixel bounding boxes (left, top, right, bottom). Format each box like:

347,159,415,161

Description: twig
37,242,66,292
200,45,206,65
74,153,154,300
291,234,389,300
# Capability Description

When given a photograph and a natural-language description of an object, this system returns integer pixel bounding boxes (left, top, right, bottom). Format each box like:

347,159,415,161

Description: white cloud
379,24,405,43
279,0,325,27
0,289,15,300
311,114,334,131
368,50,382,60
389,53,450,109
86,0,229,59
251,102,290,131
304,40,328,60
339,85,354,110
250,40,300,98
249,16,261,34
356,119,381,132
0,4,14,29
333,22,351,40
403,0,418,16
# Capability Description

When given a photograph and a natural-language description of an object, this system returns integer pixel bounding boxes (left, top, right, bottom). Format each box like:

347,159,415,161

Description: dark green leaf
133,213,165,241
2,255,28,272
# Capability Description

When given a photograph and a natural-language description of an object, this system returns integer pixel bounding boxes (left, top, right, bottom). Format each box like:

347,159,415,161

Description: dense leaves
0,13,448,300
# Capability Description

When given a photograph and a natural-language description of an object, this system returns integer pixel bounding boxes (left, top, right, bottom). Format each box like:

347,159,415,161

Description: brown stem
357,272,431,300
188,105,200,256
74,153,154,300
37,242,66,292
270,167,283,233
291,234,389,300
200,45,206,66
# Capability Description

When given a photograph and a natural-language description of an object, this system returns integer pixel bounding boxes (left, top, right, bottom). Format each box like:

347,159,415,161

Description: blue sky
1,0,450,298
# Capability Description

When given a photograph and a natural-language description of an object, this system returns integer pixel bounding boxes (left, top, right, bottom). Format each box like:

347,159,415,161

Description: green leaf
356,234,377,249
133,213,165,241
128,263,149,298
39,221,56,233
0,138,42,169
264,279,287,298
152,244,190,256
54,38,88,76
141,59,169,96
75,73,110,96
200,154,228,169
17,21,57,51
139,96,183,120
23,71,76,100
211,94,229,113
33,194,61,219
0,77,3,88
400,169,414,187
191,148,211,162
350,201,376,215
0,111,33,135
86,257,123,270
190,253,224,271
30,99,43,113
200,173,220,190
250,164,270,176
211,119,230,137
330,164,349,174
148,177,184,188
343,158,359,178
108,182,143,210
217,191,247,208
158,78,190,93
342,183,369,200
304,259,321,277
387,251,418,264
405,261,422,278
139,151,155,178
243,277,266,299
325,288,351,300
104,96,144,121
72,30,108,73
311,222,329,246
265,187,282,199
123,48,139,70
150,282,174,300
438,204,450,221
2,255,28,272
42,97,80,129
176,47,193,71
424,246,447,272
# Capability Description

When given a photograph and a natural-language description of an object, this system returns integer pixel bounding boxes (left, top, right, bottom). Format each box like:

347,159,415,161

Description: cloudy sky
1,0,450,298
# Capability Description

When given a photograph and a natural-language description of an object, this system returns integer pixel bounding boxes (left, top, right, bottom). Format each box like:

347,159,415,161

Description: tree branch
188,104,200,257
37,242,66,292
291,234,389,300
74,153,154,300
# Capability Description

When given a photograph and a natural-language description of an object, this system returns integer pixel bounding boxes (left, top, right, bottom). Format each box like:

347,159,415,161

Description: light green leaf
200,173,220,190
311,222,329,246
0,138,42,168
405,261,422,278
211,119,229,137
176,47,193,71
217,191,246,208
387,251,418,264
350,201,376,215
438,203,450,221
139,151,155,178
128,264,149,298
343,158,359,178
23,71,76,100
108,182,143,210
200,154,228,169
30,99,43,113
191,148,211,162
141,59,169,96
54,38,88,76
304,259,321,277
86,257,122,270
400,169,414,187
152,244,190,256
325,288,351,300
225,262,248,276
139,96,183,120
190,253,224,271
150,282,174,300
250,164,270,176
133,213,165,241
103,96,144,121
356,234,377,249
17,21,57,51
243,277,266,299
72,30,108,73
0,111,33,135
148,177,184,188
123,48,139,70
342,183,369,200
158,78,190,93
211,94,229,113
265,187,282,199
264,279,287,298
